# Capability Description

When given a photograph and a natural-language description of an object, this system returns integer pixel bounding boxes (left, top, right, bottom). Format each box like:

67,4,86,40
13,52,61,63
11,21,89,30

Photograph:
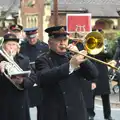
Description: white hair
2,42,21,54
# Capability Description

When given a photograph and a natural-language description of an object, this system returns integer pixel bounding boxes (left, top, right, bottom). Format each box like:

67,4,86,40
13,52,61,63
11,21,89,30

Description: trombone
66,31,118,70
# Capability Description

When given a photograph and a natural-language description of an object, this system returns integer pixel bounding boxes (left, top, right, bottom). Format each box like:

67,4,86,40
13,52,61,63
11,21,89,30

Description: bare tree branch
1,0,17,19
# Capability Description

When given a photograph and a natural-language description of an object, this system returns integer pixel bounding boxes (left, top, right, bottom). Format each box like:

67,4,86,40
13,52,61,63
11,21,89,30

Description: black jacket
91,52,111,95
35,50,98,120
0,53,36,120
20,40,49,107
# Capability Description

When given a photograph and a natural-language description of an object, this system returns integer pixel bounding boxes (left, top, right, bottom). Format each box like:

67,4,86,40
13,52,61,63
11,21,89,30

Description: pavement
95,81,120,108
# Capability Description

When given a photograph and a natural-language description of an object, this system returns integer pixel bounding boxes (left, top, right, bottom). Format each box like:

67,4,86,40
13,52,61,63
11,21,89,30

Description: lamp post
53,0,58,26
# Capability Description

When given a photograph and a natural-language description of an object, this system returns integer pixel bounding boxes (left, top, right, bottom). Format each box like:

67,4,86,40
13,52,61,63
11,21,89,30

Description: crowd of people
0,24,119,120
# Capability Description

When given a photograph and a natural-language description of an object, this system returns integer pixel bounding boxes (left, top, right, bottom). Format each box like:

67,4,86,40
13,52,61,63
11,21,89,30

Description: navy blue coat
20,40,49,107
35,50,98,120
0,53,36,120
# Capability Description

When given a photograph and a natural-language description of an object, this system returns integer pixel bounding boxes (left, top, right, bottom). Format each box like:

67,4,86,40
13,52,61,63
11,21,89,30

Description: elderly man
35,26,98,120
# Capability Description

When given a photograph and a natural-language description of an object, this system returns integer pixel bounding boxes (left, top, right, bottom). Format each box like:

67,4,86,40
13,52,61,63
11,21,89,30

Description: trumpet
64,31,118,70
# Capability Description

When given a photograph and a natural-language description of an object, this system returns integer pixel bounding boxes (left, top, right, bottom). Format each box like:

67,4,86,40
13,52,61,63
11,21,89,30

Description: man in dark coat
87,29,114,120
0,33,36,120
35,26,98,120
20,27,49,120
68,40,97,114
113,37,120,60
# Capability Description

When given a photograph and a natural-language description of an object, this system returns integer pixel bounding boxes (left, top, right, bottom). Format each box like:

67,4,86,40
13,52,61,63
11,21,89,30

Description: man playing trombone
35,25,98,120
0,33,36,120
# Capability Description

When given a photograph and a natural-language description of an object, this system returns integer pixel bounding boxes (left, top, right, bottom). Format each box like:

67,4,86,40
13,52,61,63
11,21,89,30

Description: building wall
49,13,120,31
43,1,51,43
20,0,44,40
92,18,119,29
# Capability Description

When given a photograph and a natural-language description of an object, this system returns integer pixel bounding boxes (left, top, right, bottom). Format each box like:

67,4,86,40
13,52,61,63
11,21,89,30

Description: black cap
45,26,69,38
24,27,38,38
3,33,19,43
9,24,23,32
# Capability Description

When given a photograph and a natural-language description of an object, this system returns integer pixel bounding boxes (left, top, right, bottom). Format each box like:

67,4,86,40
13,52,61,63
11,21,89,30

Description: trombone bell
84,31,104,55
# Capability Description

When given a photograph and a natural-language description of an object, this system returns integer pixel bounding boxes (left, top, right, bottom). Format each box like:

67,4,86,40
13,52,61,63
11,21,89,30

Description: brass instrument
84,31,104,55
66,31,118,70
69,31,104,55
0,48,31,90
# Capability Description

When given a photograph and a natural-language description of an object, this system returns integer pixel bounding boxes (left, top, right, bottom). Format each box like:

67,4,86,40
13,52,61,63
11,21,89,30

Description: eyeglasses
92,29,103,32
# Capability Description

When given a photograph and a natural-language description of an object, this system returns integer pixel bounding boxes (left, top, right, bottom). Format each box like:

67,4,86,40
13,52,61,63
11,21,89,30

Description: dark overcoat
92,53,111,95
35,50,98,120
73,42,97,109
113,45,120,60
81,79,95,109
20,40,49,107
0,53,36,120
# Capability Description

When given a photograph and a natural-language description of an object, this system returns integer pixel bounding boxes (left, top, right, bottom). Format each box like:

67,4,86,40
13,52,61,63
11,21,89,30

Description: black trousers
87,94,111,119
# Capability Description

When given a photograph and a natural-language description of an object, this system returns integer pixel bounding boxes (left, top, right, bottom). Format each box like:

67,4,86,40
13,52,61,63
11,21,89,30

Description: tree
0,0,17,27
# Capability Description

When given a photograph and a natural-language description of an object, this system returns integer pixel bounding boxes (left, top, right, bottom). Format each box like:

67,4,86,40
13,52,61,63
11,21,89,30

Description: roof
0,0,20,12
51,0,120,17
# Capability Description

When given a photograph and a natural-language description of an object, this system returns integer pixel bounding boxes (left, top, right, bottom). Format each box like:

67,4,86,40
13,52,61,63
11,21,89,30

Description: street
94,105,120,120
29,105,120,120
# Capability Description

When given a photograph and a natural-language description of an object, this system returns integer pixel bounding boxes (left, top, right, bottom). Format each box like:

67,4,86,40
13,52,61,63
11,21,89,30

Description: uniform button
49,57,51,60
21,106,24,108
39,50,42,53
66,106,68,109
63,92,66,94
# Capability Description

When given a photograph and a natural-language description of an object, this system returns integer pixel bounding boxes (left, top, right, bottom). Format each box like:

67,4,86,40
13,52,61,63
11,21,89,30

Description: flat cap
45,26,69,38
3,33,19,43
24,27,38,38
9,24,23,32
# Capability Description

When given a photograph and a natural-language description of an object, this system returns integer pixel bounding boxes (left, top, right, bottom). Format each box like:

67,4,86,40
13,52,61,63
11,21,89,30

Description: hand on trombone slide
107,60,117,67
107,60,117,71
68,44,87,69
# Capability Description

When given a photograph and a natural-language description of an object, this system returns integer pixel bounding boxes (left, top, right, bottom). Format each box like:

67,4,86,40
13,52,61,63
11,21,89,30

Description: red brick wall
22,0,38,13
21,0,44,40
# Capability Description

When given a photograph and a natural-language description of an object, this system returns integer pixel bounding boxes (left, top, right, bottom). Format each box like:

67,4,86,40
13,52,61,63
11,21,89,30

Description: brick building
50,0,120,31
20,0,45,40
